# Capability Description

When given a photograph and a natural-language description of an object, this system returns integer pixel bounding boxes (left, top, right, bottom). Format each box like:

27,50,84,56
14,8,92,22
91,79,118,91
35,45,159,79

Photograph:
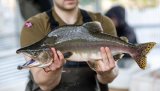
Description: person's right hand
30,48,65,90
44,48,66,72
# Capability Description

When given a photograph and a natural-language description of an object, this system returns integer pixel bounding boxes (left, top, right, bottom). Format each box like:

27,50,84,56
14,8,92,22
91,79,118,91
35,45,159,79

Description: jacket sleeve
100,15,117,37
20,14,46,48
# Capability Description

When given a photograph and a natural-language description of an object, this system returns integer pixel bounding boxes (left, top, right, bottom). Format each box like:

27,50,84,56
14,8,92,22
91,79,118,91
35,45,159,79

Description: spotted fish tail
132,42,156,69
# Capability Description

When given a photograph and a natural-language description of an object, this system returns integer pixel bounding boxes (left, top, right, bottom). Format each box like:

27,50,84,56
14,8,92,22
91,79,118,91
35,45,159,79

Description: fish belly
64,49,120,62
66,51,102,61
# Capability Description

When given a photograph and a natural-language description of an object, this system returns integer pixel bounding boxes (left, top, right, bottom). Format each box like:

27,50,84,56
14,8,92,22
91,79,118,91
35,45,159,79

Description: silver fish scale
44,24,134,55
48,26,107,45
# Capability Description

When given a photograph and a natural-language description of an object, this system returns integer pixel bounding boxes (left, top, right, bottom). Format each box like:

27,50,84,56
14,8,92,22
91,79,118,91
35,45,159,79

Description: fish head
16,46,53,70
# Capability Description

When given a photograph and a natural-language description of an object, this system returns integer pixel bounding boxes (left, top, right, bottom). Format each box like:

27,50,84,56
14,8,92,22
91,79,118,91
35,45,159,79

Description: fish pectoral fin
83,21,103,33
63,52,73,58
113,54,124,61
86,60,97,71
120,36,128,43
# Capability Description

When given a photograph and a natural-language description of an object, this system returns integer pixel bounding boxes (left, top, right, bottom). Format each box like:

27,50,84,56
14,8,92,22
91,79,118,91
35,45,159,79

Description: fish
16,21,156,70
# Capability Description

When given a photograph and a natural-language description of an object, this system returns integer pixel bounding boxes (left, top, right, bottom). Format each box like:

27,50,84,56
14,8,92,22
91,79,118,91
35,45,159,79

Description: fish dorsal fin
83,21,103,33
120,36,128,43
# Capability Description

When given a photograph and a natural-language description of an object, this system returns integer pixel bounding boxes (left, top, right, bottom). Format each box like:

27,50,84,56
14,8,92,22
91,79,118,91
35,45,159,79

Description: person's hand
44,48,66,72
30,48,65,90
87,47,118,83
87,47,116,74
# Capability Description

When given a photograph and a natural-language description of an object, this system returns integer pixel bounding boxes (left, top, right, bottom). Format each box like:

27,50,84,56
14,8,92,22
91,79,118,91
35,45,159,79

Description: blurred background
0,0,160,91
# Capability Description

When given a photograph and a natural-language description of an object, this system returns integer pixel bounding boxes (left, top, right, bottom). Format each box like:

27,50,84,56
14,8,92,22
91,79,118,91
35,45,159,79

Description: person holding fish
18,0,155,91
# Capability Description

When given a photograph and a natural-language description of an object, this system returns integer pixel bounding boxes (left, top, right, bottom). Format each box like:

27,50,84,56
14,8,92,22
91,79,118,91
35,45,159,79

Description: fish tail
131,42,156,69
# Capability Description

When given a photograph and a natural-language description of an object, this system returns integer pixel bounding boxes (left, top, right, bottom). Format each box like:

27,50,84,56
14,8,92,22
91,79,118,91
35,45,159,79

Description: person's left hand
87,47,116,75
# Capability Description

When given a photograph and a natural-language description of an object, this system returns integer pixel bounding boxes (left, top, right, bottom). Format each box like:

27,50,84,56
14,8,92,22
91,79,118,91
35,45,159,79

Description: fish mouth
17,59,36,70
17,52,39,70
17,52,53,70
17,59,53,70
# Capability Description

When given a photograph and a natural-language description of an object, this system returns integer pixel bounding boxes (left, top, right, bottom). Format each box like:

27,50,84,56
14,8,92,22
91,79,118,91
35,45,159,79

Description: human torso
22,8,116,91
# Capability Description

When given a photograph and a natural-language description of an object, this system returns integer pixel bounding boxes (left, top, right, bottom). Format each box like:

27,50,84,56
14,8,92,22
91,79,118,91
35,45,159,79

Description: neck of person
54,6,79,25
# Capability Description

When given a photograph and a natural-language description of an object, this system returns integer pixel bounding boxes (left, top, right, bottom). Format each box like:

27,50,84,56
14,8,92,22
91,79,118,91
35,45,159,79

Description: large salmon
16,21,156,70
